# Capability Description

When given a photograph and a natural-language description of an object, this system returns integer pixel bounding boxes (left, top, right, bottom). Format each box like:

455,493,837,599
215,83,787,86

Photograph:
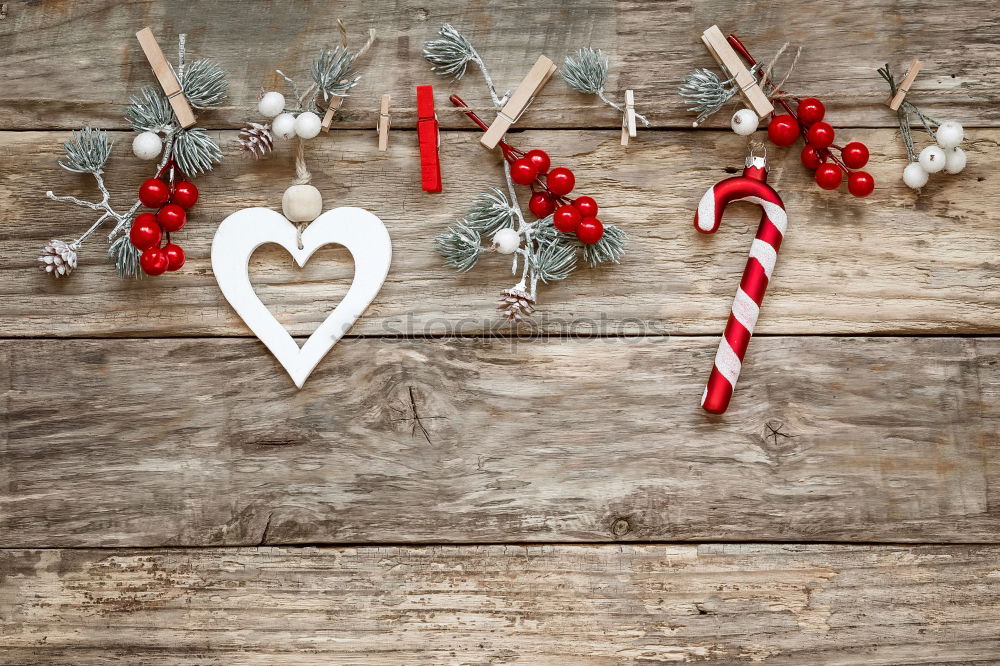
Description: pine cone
236,122,274,159
497,286,536,321
38,239,78,277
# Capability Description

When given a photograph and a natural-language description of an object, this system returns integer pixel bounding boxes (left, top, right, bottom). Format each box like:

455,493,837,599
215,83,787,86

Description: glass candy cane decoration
694,150,787,414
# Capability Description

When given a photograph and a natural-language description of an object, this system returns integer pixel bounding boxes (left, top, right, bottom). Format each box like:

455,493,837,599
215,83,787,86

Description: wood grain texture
3,544,1000,664
1,0,997,130
2,336,997,547
4,0,1000,656
4,129,998,337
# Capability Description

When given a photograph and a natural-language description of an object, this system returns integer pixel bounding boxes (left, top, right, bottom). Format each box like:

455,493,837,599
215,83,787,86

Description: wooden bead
282,184,323,222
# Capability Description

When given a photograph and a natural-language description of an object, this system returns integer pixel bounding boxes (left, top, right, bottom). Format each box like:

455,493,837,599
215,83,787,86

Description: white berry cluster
258,91,322,140
903,121,967,189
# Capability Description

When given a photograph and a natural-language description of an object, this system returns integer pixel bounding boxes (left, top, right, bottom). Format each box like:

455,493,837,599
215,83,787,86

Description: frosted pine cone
37,240,78,277
497,286,536,321
236,122,274,159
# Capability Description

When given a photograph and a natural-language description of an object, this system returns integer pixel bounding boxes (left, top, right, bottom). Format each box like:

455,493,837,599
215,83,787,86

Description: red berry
546,167,575,196
139,248,169,276
573,196,598,218
576,217,604,245
767,115,799,146
800,144,823,170
806,122,835,149
528,192,556,218
815,163,843,190
138,178,170,208
157,203,187,232
841,142,870,169
510,158,538,185
524,149,551,174
128,213,162,251
552,205,582,233
797,98,826,124
847,171,875,198
163,243,186,271
172,181,199,209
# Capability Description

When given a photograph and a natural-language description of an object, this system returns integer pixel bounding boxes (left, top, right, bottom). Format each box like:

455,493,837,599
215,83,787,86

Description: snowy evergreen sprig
173,127,224,177
181,59,228,108
435,221,484,273
42,34,228,278
424,23,505,108
271,28,375,119
57,127,113,174
126,86,175,133
679,67,744,127
311,47,360,103
562,48,649,127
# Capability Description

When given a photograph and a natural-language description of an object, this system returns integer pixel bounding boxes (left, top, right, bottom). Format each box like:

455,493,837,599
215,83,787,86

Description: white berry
935,121,964,149
918,145,946,174
902,162,929,189
131,131,162,160
271,113,297,140
730,108,759,136
294,111,322,139
944,146,967,174
258,92,286,118
493,228,521,254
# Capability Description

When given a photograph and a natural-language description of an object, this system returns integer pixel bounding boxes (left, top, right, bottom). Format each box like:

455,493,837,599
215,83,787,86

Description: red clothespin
416,85,442,193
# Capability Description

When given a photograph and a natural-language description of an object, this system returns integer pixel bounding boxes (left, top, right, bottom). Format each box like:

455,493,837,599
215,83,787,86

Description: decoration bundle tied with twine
41,34,228,278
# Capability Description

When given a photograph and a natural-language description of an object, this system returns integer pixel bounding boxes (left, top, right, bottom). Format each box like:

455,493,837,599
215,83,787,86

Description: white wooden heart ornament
211,207,392,388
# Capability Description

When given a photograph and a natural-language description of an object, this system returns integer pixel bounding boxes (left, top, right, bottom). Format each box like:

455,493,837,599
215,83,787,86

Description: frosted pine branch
435,221,484,272
173,127,223,176
181,59,228,108
464,188,517,236
531,237,577,283
583,224,627,267
563,48,649,126
125,87,174,133
58,127,113,174
424,24,504,108
311,47,360,103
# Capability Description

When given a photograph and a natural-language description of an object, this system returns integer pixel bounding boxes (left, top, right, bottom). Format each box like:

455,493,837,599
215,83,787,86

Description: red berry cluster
130,168,198,276
451,95,605,245
767,98,874,197
508,149,604,244
724,34,875,198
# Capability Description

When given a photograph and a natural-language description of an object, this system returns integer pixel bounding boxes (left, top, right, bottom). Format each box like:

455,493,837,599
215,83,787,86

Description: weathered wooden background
2,0,999,663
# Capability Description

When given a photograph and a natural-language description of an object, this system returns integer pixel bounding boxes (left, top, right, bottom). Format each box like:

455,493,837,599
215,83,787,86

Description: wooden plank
2,336,997,547
0,0,997,130
4,129,999,338
2,544,1000,663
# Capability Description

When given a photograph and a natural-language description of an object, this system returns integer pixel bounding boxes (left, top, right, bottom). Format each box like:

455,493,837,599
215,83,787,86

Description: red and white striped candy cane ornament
694,152,787,414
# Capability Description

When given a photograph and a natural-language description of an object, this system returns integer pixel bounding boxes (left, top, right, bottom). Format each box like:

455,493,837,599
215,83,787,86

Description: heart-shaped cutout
211,207,392,388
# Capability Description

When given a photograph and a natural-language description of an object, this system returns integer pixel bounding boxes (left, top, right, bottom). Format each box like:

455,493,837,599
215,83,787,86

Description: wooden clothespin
620,89,637,146
377,95,391,151
887,59,923,111
416,85,442,193
481,55,557,149
321,97,343,133
700,25,773,118
135,27,196,129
